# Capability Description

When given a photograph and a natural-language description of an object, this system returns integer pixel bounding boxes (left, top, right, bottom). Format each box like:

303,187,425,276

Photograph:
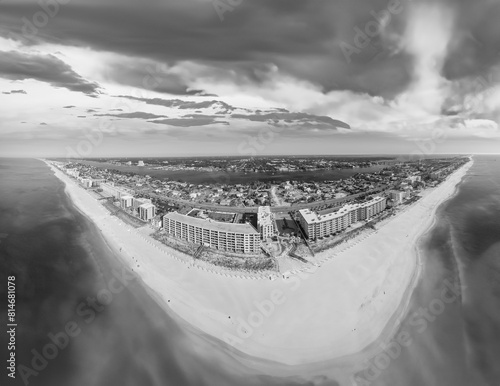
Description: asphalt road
151,185,389,214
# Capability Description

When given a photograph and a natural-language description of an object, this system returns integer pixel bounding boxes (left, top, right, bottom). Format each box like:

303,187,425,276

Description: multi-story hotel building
66,168,80,178
388,190,405,205
163,212,260,254
101,185,156,222
79,178,92,188
298,196,387,240
100,182,134,200
257,206,275,240
120,195,134,209
139,203,156,221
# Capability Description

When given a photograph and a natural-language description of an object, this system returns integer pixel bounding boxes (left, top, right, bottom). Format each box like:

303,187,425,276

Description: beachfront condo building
120,195,134,209
298,196,387,240
257,206,276,239
91,178,105,187
163,212,260,254
66,168,80,178
100,182,135,200
79,178,92,188
133,197,152,210
389,190,405,205
139,203,156,221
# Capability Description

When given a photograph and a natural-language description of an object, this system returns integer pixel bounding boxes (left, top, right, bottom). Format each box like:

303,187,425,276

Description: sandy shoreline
43,158,473,370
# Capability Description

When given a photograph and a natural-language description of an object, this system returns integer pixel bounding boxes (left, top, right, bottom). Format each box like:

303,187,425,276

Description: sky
0,0,500,157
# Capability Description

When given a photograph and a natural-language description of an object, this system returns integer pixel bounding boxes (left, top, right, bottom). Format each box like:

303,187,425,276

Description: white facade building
163,212,260,254
66,168,80,178
389,190,405,205
298,196,387,240
80,178,92,188
257,206,275,239
100,182,134,200
120,195,134,209
139,203,156,221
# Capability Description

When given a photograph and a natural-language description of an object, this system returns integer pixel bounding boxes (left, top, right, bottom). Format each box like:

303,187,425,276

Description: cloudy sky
0,0,499,157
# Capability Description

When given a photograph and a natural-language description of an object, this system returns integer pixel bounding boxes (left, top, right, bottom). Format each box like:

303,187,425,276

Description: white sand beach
45,158,473,368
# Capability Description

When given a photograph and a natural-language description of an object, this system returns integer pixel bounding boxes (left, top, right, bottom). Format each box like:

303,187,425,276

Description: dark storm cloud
149,117,228,127
231,112,351,130
2,89,27,94
440,0,500,80
105,60,215,96
0,50,100,95
0,0,412,96
1,0,498,97
118,96,234,112
116,95,348,128
441,64,500,116
95,112,166,120
182,114,220,119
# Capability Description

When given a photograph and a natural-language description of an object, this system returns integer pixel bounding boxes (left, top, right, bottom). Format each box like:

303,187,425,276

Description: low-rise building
80,178,92,188
91,178,105,187
66,168,80,178
150,215,163,229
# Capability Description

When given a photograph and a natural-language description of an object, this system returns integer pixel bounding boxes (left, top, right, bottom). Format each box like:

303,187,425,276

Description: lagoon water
1,156,499,386
76,159,386,184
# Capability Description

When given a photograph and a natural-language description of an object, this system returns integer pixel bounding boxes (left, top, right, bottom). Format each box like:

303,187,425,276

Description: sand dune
45,159,473,367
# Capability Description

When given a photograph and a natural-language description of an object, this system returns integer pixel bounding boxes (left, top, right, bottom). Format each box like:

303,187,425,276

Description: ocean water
1,156,499,386
0,159,305,386
361,155,500,386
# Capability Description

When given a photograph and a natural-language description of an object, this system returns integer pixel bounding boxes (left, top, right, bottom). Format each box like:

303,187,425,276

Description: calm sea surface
1,156,499,386
364,155,500,386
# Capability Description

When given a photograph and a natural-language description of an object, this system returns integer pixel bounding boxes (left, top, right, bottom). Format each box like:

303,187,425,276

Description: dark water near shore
357,155,500,386
0,159,305,386
1,156,500,386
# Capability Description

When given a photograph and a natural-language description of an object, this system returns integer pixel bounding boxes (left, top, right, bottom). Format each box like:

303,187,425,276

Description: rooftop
299,196,386,224
258,206,273,226
164,211,259,235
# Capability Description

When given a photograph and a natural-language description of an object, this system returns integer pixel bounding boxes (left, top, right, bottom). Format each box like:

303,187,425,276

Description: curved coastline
334,156,475,377
41,158,474,375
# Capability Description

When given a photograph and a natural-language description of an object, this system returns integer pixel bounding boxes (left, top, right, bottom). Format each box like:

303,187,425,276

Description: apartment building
120,195,134,209
389,190,405,205
257,206,275,240
298,196,387,240
163,212,260,254
139,203,156,221
100,182,134,200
